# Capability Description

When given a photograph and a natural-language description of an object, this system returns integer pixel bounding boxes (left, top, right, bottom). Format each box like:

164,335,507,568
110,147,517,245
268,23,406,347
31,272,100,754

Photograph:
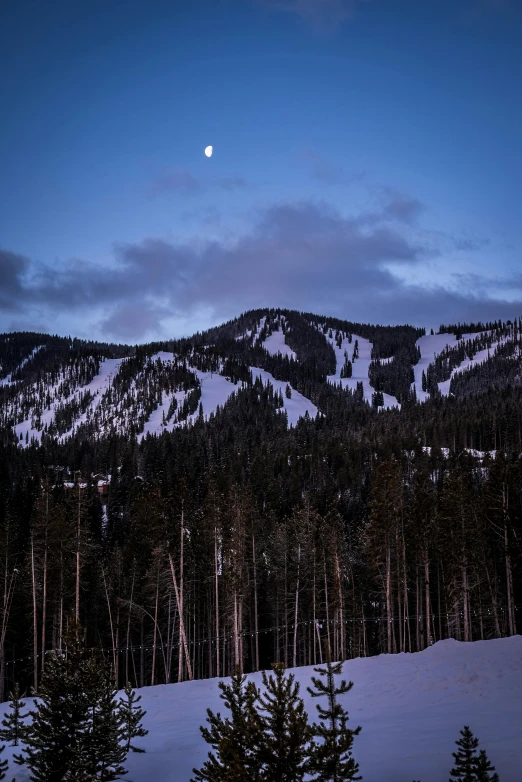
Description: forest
0,309,521,701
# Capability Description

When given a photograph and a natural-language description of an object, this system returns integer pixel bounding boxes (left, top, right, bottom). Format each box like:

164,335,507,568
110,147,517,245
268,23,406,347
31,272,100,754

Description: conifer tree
0,744,8,781
18,624,93,781
449,726,480,782
82,661,127,781
0,682,29,746
306,658,362,782
17,622,129,782
257,662,310,782
191,668,264,782
475,749,499,782
119,682,148,753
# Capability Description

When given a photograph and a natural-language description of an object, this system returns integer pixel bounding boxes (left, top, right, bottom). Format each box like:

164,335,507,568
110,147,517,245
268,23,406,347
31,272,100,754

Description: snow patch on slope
326,333,400,409
262,329,297,361
250,367,318,426
0,345,45,386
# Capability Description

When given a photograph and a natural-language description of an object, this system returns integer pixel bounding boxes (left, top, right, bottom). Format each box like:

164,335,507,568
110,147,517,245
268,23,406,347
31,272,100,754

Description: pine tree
82,661,127,781
475,749,499,782
0,682,29,746
449,726,480,782
0,744,8,781
258,662,310,782
191,668,264,782
119,682,148,754
306,659,362,782
17,622,129,782
18,625,93,782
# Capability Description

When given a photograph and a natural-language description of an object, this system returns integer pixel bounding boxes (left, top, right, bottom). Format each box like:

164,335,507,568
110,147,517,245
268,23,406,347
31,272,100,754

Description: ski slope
412,332,502,400
250,366,318,425
326,333,400,409
4,636,520,782
262,327,297,360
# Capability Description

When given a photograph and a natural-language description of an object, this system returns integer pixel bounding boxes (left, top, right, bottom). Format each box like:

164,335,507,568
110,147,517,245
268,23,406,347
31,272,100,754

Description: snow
4,636,521,782
57,357,128,441
179,370,241,426
412,332,502,400
262,328,297,361
139,390,188,440
250,367,318,426
326,334,400,409
0,344,45,386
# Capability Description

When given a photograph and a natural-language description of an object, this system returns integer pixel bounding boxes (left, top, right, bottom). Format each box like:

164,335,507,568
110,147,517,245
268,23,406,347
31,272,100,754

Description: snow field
250,366,318,426
5,636,520,782
325,332,401,410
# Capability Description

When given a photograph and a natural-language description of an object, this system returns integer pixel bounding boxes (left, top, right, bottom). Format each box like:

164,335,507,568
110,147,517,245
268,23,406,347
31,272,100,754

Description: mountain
0,307,521,707
1,308,520,447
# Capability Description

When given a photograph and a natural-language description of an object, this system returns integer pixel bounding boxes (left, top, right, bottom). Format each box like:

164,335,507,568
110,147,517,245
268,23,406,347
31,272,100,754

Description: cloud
255,0,371,31
381,187,424,223
149,168,202,198
0,249,30,311
299,147,365,185
148,169,256,199
1,195,518,340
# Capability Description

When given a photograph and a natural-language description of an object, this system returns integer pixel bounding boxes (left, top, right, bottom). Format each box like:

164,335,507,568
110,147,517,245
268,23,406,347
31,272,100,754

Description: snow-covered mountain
4,636,521,782
1,309,520,447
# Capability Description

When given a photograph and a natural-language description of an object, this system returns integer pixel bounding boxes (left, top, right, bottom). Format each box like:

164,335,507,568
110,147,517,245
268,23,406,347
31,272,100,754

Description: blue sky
1,0,521,340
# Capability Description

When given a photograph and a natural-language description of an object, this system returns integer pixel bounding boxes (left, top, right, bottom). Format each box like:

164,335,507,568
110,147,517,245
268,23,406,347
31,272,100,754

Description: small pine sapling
449,726,499,782
0,682,29,747
119,682,148,754
191,668,264,782
258,662,311,782
306,658,362,782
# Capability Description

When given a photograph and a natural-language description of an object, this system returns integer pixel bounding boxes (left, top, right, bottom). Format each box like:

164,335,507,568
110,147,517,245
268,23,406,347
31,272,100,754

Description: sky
1,0,521,342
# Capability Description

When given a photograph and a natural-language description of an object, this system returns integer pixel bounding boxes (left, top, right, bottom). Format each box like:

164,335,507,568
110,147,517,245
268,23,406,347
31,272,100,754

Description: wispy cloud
255,0,371,31
2,192,516,341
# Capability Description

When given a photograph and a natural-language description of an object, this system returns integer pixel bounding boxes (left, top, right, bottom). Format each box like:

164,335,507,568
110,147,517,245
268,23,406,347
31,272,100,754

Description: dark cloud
381,188,424,223
454,237,490,252
0,249,30,311
1,196,518,340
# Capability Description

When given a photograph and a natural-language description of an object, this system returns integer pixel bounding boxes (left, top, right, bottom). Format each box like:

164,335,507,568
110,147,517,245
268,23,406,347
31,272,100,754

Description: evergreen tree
0,682,29,746
119,682,148,754
17,623,128,782
82,661,127,781
449,726,480,782
191,668,264,782
18,625,93,781
0,744,8,781
306,659,362,782
286,384,292,399
258,662,310,782
475,749,499,782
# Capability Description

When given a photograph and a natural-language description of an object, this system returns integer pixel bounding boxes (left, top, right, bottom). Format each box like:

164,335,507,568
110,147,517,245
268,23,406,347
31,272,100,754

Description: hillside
0,307,521,710
1,308,520,446
3,636,521,782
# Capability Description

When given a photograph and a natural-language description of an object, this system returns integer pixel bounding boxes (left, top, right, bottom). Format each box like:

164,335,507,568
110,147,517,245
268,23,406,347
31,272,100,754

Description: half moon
204,145,213,158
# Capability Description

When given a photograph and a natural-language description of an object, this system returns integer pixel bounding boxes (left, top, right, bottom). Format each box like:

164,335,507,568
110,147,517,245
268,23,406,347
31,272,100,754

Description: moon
204,145,213,158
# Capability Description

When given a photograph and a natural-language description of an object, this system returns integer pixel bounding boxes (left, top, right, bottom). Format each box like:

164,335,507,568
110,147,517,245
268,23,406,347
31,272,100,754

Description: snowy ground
262,327,297,360
326,333,400,410
412,332,501,400
250,366,318,425
3,636,520,782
